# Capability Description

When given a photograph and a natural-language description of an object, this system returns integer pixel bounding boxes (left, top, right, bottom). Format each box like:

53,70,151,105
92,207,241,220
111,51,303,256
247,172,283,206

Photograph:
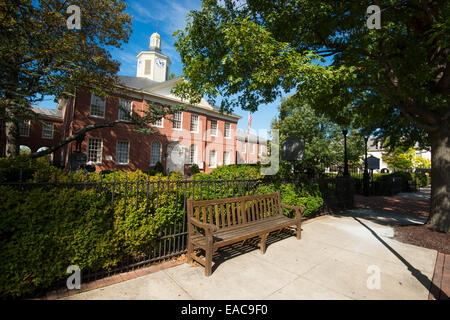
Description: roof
32,107,63,119
118,75,174,92
117,75,241,120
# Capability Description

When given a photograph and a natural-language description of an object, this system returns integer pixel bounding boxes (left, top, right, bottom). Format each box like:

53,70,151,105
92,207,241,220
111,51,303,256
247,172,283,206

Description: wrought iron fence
0,171,266,288
0,170,354,296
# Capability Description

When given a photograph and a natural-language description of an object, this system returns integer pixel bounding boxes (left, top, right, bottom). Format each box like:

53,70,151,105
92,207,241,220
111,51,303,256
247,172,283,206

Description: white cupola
149,32,161,52
136,32,171,82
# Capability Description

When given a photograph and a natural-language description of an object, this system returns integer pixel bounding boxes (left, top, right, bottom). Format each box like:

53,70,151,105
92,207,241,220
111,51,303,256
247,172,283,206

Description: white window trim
118,99,133,122
242,142,247,154
251,143,255,154
209,150,217,168
116,141,130,165
190,114,199,133
87,138,103,165
152,117,164,128
19,120,30,137
189,144,198,165
41,122,54,139
210,120,218,137
224,122,231,139
224,151,231,166
173,111,183,131
150,140,162,166
89,93,106,119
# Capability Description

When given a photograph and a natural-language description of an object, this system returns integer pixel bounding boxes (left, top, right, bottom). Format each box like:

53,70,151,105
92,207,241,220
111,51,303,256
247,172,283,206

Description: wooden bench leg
205,243,213,276
259,233,268,254
187,239,194,264
296,223,302,240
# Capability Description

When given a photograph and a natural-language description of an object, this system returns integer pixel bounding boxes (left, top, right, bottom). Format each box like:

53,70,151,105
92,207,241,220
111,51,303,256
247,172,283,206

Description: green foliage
0,187,117,298
145,161,165,176
272,97,365,177
413,173,430,187
189,164,200,175
0,162,325,298
173,1,448,142
209,164,262,179
256,182,323,217
1,0,132,123
382,148,416,171
0,155,61,182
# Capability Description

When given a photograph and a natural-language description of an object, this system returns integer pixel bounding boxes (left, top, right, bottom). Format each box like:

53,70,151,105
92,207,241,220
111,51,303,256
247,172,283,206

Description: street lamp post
342,129,349,177
363,136,370,196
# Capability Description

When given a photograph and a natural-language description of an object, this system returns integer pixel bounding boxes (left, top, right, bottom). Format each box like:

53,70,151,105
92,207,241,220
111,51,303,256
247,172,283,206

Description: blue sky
38,0,287,133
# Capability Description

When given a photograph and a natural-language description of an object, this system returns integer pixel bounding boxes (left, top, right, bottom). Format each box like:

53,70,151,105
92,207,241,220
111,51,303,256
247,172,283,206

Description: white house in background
367,138,431,173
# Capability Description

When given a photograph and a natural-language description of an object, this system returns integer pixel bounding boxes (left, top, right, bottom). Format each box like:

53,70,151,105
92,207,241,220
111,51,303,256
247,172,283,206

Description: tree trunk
5,120,19,157
426,124,450,232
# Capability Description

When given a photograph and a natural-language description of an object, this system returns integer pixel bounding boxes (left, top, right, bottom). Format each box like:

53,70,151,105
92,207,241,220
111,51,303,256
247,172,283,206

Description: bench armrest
281,203,305,220
189,216,218,233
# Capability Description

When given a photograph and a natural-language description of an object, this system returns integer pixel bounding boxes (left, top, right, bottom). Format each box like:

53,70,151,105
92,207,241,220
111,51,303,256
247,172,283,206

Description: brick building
1,33,267,175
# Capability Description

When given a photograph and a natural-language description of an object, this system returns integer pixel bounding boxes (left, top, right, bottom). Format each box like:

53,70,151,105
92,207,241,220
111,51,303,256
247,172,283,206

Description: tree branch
30,120,135,158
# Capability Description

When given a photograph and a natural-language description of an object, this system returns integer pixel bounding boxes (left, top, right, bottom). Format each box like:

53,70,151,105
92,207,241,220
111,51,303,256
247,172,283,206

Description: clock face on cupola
136,32,171,82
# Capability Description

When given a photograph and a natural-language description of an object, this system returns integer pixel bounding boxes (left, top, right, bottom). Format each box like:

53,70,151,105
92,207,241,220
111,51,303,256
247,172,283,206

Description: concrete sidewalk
63,215,437,300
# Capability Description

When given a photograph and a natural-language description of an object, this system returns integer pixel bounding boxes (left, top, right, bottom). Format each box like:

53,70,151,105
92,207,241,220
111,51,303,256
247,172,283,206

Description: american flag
248,112,252,133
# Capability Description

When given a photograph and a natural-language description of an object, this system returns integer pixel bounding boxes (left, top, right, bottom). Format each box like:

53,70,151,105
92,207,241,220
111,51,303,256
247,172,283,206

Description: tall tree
273,96,364,177
173,0,450,232
1,0,179,158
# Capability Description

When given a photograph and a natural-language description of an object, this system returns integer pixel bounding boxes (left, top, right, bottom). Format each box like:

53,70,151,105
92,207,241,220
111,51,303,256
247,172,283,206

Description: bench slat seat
187,191,305,276
190,215,295,249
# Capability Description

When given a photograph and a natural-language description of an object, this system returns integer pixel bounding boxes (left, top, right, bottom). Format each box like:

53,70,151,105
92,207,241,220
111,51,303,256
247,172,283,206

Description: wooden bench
186,191,305,276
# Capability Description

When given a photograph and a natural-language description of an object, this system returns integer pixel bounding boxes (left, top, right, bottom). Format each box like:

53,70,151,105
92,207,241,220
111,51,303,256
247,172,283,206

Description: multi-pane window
210,120,218,136
259,145,264,156
251,143,255,154
224,122,231,138
242,142,246,154
18,120,30,137
87,138,103,164
90,94,105,118
209,150,217,168
118,99,133,121
190,114,199,132
224,151,230,165
150,140,162,166
153,117,163,127
189,144,197,165
42,122,54,139
116,141,130,165
173,111,182,130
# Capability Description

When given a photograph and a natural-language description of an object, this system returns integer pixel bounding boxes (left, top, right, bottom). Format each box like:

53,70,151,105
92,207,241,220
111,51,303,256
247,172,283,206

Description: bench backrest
187,191,282,230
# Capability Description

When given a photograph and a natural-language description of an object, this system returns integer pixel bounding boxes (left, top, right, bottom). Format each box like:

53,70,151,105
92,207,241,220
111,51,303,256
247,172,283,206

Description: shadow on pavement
353,217,448,300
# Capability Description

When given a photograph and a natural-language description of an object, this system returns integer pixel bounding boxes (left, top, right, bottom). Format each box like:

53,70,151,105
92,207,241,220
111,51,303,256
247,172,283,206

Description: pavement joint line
290,273,356,301
261,274,304,300
162,268,196,300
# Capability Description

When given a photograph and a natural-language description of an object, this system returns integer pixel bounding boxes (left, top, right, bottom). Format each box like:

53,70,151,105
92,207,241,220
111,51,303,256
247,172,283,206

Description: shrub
0,173,185,298
413,173,429,187
210,164,262,179
0,155,61,182
189,164,200,175
256,183,323,218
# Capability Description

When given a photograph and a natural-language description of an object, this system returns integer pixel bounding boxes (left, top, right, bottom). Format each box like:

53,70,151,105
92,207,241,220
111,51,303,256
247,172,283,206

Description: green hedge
0,161,325,298
351,171,429,195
